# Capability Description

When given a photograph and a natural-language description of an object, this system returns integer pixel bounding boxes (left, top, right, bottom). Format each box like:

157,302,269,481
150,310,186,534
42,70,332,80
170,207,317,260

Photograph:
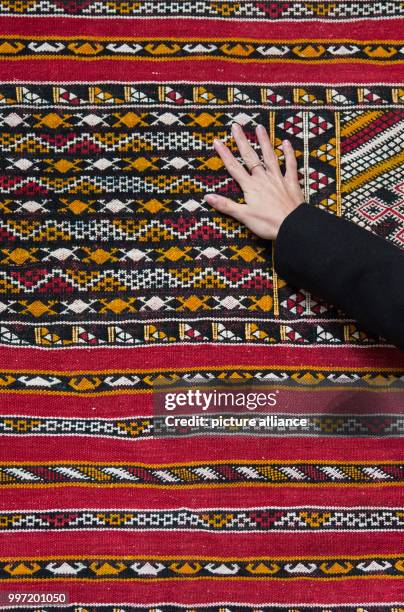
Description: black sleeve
273,201,404,350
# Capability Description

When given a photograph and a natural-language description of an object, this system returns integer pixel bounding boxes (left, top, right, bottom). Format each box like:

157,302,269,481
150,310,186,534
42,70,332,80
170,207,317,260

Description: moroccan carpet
0,1,403,610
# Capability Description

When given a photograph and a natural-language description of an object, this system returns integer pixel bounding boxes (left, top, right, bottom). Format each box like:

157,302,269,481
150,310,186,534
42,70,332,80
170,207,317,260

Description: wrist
273,201,306,239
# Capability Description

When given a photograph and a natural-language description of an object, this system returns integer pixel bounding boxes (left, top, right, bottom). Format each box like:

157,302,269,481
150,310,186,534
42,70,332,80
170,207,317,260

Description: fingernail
205,194,217,202
282,139,290,146
256,124,265,131
213,138,222,145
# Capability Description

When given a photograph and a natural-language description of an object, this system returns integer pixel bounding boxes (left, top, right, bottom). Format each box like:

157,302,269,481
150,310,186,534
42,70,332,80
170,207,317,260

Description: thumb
204,194,247,224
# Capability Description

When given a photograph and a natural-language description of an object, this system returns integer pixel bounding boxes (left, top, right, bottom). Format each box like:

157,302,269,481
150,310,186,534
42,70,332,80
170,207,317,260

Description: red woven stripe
2,392,402,415
0,531,401,556
1,485,402,510
0,436,401,461
0,60,402,82
0,578,401,604
1,16,402,38
0,394,403,415
0,346,402,369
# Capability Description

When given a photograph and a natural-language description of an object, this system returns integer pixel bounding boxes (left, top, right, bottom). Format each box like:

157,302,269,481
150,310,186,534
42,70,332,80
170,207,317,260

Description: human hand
204,122,305,240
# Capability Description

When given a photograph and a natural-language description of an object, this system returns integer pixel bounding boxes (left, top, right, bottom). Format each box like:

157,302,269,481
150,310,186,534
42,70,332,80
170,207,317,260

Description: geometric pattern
0,363,401,391
1,414,404,438
0,506,402,532
1,460,403,486
0,554,403,580
0,2,403,609
0,84,402,346
0,0,402,18
0,39,404,63
0,608,400,612
341,110,404,246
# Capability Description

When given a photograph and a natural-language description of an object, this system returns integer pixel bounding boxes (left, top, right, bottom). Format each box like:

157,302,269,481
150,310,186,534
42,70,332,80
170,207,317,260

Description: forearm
273,202,404,350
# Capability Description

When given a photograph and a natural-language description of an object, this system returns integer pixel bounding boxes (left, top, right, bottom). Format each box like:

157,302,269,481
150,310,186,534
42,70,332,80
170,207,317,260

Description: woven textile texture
0,1,403,610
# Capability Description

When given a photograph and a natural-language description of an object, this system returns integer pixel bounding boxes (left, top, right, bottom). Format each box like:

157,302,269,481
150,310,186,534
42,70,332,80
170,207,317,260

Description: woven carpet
0,1,403,609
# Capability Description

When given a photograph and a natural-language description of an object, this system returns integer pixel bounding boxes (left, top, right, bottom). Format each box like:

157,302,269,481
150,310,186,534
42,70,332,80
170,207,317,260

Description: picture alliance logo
163,388,280,412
